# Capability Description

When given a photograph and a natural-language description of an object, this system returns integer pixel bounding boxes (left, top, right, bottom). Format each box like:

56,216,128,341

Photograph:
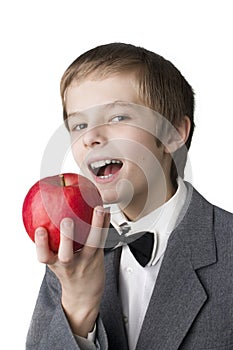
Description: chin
101,190,133,212
99,189,120,205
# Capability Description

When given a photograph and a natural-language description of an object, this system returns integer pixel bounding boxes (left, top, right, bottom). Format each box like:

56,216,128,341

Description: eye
110,115,129,123
71,123,88,132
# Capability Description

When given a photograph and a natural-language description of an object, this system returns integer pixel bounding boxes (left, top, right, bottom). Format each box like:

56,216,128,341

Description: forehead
65,73,141,115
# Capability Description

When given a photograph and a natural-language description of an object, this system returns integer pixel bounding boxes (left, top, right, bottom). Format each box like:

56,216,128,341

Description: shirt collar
110,177,187,236
109,177,187,266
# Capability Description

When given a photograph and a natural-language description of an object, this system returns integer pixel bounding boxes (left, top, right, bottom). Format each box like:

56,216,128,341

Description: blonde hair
60,42,195,185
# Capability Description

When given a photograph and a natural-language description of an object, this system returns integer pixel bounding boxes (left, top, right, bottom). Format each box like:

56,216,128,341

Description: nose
83,125,107,148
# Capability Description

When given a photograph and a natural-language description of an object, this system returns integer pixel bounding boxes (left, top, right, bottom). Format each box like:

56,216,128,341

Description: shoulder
185,181,233,219
185,181,233,239
214,204,233,228
213,205,233,252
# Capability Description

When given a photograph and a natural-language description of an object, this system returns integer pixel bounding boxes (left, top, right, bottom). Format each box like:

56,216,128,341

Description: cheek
71,140,83,166
131,141,164,182
126,134,161,167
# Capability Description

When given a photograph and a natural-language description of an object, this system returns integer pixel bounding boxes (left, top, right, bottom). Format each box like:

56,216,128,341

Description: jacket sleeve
26,266,108,350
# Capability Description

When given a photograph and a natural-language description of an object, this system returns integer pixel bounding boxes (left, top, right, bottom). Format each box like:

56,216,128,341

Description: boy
26,43,233,350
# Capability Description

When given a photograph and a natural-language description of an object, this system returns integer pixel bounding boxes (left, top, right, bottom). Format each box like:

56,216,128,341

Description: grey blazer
26,183,233,350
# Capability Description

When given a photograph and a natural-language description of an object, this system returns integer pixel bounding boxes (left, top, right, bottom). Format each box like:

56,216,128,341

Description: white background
0,1,232,349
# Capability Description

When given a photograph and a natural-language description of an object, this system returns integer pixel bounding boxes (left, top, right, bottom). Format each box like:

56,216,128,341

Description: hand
34,206,110,337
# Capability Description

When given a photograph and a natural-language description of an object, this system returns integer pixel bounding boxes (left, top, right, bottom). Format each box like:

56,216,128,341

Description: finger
102,208,111,247
103,207,111,230
35,227,56,264
58,218,74,263
82,207,109,256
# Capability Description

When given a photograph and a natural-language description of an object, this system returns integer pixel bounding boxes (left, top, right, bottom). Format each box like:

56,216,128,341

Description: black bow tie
126,231,154,267
106,225,154,267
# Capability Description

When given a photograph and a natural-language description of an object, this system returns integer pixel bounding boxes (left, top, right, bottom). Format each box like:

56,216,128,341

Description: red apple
22,173,103,253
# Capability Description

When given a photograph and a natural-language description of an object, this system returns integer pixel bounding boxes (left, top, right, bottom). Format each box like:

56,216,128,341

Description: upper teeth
90,159,121,170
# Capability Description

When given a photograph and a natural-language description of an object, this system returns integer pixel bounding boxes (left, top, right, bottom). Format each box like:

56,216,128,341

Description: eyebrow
67,100,134,118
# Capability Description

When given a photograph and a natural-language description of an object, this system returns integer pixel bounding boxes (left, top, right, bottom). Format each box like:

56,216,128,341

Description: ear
164,116,191,154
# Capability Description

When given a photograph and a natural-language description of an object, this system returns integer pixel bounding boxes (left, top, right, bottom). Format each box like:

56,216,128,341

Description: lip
87,157,124,184
93,168,122,184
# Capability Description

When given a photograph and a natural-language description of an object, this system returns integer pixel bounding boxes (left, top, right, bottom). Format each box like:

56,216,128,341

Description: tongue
104,163,121,176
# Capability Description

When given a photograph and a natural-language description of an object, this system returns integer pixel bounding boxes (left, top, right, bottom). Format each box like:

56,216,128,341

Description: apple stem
59,174,66,186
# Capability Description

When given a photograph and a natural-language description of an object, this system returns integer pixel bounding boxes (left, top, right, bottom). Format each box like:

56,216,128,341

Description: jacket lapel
136,185,217,350
101,248,129,350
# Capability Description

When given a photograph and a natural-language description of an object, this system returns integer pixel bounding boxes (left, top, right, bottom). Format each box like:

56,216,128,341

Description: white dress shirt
75,178,187,349
110,177,187,350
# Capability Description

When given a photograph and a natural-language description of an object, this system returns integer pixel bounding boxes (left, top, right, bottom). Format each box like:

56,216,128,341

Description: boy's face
65,73,173,220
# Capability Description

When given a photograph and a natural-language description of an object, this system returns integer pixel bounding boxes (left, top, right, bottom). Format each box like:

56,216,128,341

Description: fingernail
35,228,46,237
95,207,104,216
61,218,73,228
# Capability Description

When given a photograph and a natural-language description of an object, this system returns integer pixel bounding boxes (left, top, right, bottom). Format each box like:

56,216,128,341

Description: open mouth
89,159,123,179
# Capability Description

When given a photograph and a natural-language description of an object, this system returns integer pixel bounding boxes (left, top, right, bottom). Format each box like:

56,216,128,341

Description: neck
120,178,177,221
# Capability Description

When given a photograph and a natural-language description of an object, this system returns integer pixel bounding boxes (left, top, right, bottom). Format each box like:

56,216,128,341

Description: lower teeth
99,174,113,179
